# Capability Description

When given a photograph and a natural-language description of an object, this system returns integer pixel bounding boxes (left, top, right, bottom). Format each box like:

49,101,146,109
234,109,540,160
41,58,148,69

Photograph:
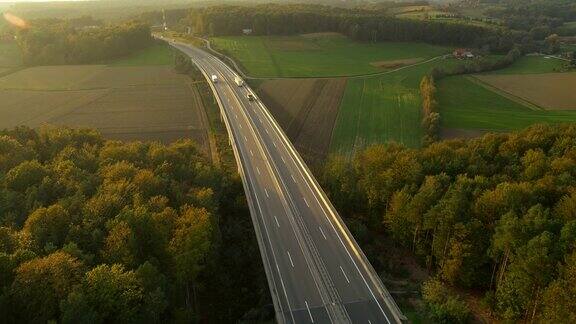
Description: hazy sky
0,0,87,3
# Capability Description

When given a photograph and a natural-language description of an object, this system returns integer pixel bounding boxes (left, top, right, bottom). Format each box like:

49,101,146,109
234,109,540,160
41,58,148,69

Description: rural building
453,48,475,59
242,28,253,35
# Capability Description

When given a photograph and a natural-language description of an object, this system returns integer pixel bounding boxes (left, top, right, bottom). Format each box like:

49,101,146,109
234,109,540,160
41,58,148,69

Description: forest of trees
15,19,153,65
0,127,268,323
182,3,571,54
185,4,498,48
483,0,576,34
321,124,576,322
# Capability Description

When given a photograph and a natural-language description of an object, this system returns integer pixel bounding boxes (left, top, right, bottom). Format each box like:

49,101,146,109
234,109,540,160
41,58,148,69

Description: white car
211,75,218,83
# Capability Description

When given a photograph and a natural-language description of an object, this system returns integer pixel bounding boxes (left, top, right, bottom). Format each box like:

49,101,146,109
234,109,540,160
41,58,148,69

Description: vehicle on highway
211,75,218,83
247,93,255,101
235,76,244,87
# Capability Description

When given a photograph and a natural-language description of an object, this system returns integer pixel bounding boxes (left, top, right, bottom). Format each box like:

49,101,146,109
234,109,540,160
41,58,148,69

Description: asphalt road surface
168,39,405,324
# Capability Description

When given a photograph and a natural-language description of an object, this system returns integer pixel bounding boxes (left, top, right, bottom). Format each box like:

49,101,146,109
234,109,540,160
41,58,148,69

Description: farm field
475,73,576,110
438,76,576,131
0,62,212,155
0,65,106,90
0,65,187,91
211,34,450,78
257,78,347,163
0,42,21,67
330,58,464,157
485,56,567,75
109,44,174,66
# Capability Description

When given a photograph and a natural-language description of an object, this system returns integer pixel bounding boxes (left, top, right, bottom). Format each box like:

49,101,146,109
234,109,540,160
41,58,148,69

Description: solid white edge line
216,58,330,315
305,301,315,323
340,266,350,284
287,251,294,267
265,188,269,198
177,44,296,323
319,227,327,240
250,91,394,323
275,215,280,228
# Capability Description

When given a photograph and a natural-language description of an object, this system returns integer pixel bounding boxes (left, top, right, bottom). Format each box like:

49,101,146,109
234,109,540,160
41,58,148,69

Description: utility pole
162,9,167,31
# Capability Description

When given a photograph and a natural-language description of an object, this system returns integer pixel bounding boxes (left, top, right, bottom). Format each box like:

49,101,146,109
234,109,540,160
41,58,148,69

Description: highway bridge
169,39,405,324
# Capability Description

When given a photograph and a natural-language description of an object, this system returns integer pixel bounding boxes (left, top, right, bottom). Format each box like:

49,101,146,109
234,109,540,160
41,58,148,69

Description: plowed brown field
475,73,576,110
257,78,347,163
0,66,212,157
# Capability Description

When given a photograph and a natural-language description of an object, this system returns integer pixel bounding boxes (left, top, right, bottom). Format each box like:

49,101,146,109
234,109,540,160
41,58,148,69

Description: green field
438,76,576,130
211,34,450,78
109,44,173,66
0,42,22,67
331,58,463,155
486,56,567,75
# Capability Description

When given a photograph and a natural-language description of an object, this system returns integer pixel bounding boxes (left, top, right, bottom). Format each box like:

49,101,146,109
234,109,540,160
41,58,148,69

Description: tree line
417,47,523,145
321,124,576,322
15,19,153,65
0,126,268,323
184,4,498,48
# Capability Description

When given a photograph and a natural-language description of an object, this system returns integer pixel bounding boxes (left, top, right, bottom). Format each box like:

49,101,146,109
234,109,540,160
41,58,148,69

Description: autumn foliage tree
0,126,261,322
322,124,576,321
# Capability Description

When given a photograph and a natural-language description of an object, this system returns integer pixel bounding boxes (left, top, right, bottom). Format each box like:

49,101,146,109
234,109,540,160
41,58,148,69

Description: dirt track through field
257,78,347,163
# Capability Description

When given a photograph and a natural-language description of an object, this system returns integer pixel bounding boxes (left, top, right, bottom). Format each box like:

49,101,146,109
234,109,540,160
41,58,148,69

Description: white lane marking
265,188,269,198
304,198,310,207
255,94,393,323
243,135,248,141
368,321,372,324
340,266,351,284
281,156,285,163
305,301,314,323
250,149,254,157
265,128,269,134
256,167,261,175
239,124,243,129
274,216,280,228
319,227,327,240
291,175,296,183
287,251,294,267
273,141,277,148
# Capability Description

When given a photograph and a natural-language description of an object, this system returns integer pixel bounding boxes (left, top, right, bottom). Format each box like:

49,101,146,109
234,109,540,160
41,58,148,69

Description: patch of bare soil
440,128,489,140
0,67,212,159
370,58,423,69
475,72,576,110
299,32,343,39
